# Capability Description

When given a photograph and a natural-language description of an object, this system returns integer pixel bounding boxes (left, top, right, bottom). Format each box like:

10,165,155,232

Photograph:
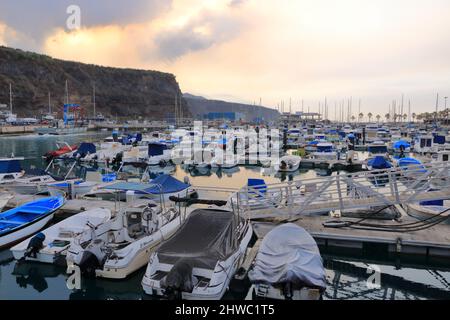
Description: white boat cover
248,223,326,289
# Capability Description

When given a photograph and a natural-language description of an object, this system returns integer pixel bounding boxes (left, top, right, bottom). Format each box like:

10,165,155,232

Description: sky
1,0,450,119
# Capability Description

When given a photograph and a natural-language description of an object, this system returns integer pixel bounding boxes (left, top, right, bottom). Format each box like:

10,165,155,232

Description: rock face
0,46,189,119
184,93,280,122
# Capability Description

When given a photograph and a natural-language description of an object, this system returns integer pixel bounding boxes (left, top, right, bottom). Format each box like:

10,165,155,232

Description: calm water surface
0,133,449,300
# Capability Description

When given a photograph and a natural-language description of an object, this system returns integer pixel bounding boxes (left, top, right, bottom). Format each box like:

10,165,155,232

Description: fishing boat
276,155,301,172
66,201,183,279
141,208,253,300
0,196,65,248
0,157,25,184
248,223,326,300
11,208,112,264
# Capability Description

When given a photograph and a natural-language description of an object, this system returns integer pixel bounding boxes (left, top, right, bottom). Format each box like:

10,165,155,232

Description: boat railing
236,161,450,219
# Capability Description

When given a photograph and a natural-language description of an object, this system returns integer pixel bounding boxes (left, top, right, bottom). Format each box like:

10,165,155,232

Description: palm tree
376,114,381,123
351,115,356,122
358,113,364,123
412,113,416,123
385,113,390,122
403,114,408,122
367,112,373,122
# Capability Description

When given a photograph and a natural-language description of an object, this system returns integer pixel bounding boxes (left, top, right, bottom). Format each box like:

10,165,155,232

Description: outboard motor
20,233,45,261
77,239,106,277
164,259,195,300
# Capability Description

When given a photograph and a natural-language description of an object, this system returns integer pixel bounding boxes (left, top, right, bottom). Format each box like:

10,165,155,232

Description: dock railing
236,161,450,219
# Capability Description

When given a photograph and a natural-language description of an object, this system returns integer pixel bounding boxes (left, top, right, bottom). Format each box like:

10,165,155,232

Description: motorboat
276,155,301,172
66,201,183,279
248,223,326,300
141,208,253,300
11,208,112,264
310,142,337,161
44,142,78,161
0,157,25,184
0,196,65,248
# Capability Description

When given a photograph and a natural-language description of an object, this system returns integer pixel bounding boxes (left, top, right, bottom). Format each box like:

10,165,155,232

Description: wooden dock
251,214,450,259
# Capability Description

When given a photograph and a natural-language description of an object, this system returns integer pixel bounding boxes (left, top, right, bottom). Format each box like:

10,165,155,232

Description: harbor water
0,133,449,300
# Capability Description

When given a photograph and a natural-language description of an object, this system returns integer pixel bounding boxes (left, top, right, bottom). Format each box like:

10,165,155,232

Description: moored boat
0,196,65,248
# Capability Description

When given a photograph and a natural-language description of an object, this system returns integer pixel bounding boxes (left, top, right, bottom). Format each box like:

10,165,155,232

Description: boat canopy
148,143,168,157
101,174,189,195
248,223,326,289
74,143,96,157
157,209,241,269
146,174,190,194
0,159,22,174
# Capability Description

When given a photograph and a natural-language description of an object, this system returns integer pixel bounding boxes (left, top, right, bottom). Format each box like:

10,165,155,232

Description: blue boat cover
368,156,392,169
0,159,22,174
317,145,333,152
393,140,411,149
74,143,96,157
148,143,168,157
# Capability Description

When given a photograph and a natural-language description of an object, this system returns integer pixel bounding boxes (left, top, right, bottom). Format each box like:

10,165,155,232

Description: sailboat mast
9,83,12,113
93,83,96,120
65,80,69,104
48,92,51,114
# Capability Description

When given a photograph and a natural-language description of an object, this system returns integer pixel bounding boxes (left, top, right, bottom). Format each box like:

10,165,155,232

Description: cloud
0,0,171,48
153,9,243,60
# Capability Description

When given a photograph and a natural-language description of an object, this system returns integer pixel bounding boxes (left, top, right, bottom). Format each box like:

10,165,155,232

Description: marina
0,126,449,300
1,1,450,306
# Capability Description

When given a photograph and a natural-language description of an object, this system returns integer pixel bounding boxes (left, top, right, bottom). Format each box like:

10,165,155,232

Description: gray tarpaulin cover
157,209,241,269
248,223,326,289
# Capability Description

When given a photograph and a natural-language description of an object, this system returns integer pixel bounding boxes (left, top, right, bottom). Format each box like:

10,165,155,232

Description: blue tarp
148,143,168,157
398,157,427,172
74,143,96,157
0,159,22,174
368,156,392,169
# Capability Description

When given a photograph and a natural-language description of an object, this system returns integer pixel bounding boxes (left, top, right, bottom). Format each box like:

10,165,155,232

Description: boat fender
21,232,46,261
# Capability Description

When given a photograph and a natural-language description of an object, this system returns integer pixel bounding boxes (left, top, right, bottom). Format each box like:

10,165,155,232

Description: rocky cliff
184,93,279,122
0,46,189,119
